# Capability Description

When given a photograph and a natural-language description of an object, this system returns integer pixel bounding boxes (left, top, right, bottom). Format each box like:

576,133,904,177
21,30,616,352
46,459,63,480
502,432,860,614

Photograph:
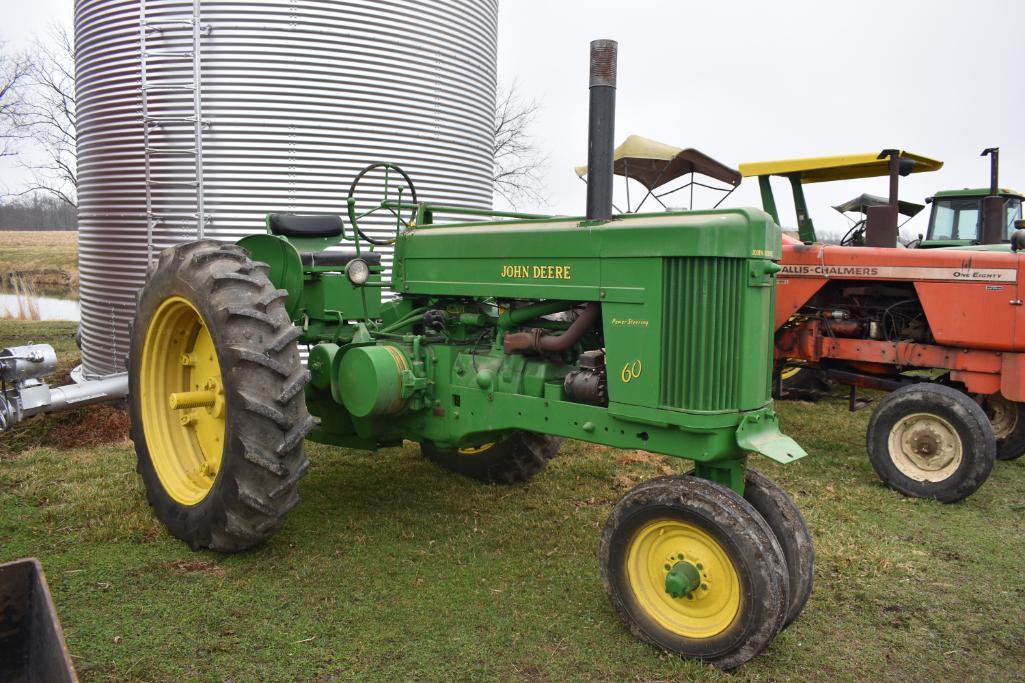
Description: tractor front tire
600,475,789,670
420,431,562,484
129,240,313,552
741,470,814,630
866,383,994,503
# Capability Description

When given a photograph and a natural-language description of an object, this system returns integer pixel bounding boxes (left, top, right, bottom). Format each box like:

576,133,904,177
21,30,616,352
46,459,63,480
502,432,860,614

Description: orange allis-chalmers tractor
581,141,1024,502
742,151,1025,502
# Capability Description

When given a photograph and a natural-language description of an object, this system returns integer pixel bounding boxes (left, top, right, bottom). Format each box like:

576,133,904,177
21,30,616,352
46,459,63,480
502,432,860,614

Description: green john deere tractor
912,148,1023,250
127,40,810,669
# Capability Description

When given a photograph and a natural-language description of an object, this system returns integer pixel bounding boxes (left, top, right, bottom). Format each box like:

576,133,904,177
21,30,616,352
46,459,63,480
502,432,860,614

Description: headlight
346,258,370,286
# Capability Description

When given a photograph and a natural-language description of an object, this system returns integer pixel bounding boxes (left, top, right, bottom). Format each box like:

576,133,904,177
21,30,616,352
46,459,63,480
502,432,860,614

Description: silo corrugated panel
75,0,497,377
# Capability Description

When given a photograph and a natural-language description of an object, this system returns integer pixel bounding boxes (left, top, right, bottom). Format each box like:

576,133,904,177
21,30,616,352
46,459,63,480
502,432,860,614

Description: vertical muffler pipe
983,147,1000,195
586,39,617,221
980,147,1003,244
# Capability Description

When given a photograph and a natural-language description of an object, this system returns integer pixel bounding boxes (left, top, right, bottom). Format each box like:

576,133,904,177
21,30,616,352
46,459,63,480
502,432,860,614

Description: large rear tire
866,383,994,502
980,394,1025,461
600,475,789,670
420,431,562,484
774,362,825,401
129,241,313,551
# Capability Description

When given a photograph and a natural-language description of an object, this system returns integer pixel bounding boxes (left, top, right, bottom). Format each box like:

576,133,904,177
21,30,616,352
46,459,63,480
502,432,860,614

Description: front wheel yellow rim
140,296,226,505
625,519,741,639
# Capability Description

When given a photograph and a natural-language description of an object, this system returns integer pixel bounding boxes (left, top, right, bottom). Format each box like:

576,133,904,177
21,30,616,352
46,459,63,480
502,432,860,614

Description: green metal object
919,188,1024,248
757,176,780,227
237,170,806,495
665,561,702,598
931,187,1025,200
336,345,413,417
736,410,803,464
236,234,305,318
788,175,817,243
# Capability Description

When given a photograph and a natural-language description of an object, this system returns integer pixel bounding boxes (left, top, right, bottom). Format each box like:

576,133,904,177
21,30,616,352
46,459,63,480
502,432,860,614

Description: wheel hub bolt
168,389,216,410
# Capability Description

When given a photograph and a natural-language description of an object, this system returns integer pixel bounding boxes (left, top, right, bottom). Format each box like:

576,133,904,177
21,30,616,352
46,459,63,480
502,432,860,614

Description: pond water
0,292,81,321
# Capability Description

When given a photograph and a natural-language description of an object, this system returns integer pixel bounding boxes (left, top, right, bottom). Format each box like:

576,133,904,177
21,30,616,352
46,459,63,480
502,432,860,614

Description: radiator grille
660,257,744,411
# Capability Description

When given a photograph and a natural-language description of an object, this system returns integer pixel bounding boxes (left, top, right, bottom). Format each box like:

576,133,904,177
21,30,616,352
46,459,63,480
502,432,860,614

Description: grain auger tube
128,39,810,669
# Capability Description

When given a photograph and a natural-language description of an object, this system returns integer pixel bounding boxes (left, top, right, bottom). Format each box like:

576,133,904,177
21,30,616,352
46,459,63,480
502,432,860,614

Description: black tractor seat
269,213,344,238
299,250,382,267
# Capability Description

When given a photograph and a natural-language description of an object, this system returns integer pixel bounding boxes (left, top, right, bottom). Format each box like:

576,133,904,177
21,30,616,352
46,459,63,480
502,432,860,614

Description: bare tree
0,43,32,159
19,24,77,207
493,82,547,208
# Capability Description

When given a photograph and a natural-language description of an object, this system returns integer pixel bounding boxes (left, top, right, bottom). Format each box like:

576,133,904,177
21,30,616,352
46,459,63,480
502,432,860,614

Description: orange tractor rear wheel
980,394,1025,461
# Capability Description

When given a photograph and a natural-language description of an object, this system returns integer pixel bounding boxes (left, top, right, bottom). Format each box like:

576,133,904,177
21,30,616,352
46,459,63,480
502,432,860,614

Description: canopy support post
788,174,817,243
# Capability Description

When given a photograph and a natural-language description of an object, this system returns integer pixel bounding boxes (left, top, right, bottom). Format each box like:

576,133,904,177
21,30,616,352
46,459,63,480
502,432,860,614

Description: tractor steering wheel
840,220,866,247
346,163,419,246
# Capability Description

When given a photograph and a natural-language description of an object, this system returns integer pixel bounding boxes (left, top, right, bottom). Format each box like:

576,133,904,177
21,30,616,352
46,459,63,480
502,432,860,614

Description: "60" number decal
620,359,643,383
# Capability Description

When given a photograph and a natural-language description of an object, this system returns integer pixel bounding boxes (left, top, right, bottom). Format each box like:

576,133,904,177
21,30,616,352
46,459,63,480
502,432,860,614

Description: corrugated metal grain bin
75,0,497,376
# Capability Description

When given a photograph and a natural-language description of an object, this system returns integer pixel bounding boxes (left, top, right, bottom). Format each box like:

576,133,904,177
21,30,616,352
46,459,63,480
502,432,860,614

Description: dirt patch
49,403,131,449
167,559,226,577
616,450,664,465
0,403,130,458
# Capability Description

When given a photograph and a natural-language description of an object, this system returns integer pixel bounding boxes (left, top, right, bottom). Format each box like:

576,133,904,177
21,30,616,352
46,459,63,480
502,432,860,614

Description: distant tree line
0,193,75,230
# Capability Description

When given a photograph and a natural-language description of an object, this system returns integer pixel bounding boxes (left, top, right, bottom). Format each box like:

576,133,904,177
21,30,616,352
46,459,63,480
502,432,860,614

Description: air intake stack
865,149,915,248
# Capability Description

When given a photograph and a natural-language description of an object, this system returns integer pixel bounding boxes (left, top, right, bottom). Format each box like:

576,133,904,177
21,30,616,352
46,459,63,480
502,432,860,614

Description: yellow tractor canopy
576,135,742,190
739,151,943,184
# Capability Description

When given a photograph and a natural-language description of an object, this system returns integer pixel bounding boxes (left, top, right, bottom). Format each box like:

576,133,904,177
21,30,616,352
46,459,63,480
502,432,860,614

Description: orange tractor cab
742,150,1025,502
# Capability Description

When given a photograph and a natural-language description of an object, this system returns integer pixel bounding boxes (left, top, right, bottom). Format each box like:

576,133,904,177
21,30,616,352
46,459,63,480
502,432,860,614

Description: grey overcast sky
2,0,1023,237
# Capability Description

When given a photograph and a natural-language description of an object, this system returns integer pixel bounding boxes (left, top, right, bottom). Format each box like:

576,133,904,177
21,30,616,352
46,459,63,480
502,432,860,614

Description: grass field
1,320,1024,681
0,231,79,297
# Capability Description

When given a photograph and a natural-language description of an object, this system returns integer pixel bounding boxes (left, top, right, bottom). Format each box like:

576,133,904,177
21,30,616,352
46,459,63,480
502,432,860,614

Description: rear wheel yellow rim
780,361,803,381
140,296,226,505
457,442,495,455
625,519,741,639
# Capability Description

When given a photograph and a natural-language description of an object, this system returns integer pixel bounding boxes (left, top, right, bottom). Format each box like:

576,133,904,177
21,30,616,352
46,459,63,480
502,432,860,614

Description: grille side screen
660,257,744,411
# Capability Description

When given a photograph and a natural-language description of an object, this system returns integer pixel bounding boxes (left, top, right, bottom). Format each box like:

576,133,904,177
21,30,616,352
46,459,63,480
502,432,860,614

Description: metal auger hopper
0,558,77,683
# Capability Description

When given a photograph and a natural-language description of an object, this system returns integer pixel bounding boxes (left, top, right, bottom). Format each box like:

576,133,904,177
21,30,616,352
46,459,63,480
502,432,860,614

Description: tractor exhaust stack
980,147,1003,244
585,39,617,221
983,147,1000,196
